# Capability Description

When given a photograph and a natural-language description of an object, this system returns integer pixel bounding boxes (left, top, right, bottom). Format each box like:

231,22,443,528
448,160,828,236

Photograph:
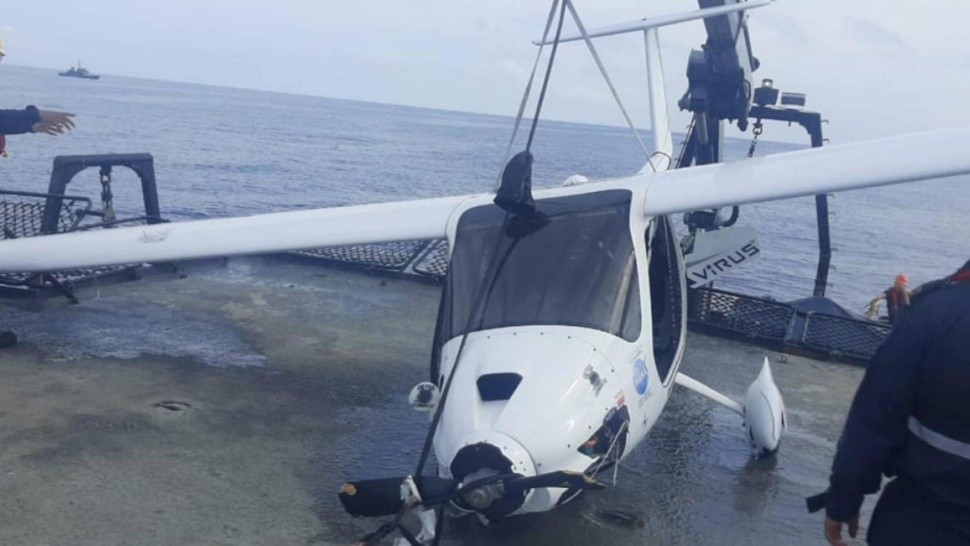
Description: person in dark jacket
812,258,970,545
0,33,76,156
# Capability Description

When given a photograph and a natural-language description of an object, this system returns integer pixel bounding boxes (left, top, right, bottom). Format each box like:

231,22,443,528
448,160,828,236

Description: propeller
338,470,605,519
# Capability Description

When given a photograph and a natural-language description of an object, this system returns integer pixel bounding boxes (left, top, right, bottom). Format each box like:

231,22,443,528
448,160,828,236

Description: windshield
444,190,639,341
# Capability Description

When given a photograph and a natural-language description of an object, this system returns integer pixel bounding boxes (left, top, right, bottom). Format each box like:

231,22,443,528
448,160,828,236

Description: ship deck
0,257,874,545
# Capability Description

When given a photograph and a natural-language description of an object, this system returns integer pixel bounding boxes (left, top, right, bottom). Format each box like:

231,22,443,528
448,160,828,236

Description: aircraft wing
0,128,967,274
534,0,774,45
0,195,470,273
642,128,970,216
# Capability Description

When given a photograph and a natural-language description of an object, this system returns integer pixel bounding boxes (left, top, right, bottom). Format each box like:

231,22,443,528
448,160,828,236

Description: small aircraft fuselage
428,186,687,519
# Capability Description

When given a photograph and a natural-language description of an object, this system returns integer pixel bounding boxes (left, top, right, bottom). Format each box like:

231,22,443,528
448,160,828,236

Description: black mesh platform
411,239,450,278
802,313,890,361
0,153,166,302
290,239,449,281
295,241,428,270
689,286,891,364
0,190,145,300
0,190,90,239
688,288,795,342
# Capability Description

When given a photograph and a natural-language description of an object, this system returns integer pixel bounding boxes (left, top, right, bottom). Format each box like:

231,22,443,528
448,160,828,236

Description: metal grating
0,191,90,239
802,313,891,361
0,265,138,286
688,286,892,364
292,239,450,281
688,288,794,341
411,239,450,278
0,190,140,296
295,241,426,270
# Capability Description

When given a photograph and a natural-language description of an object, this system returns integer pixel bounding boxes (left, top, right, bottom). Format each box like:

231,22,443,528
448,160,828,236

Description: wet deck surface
0,258,874,545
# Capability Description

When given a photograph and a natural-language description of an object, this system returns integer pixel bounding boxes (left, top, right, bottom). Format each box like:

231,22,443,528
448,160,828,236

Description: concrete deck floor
0,257,873,545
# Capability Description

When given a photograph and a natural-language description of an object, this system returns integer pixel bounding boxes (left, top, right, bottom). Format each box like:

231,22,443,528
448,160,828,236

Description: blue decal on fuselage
633,358,649,395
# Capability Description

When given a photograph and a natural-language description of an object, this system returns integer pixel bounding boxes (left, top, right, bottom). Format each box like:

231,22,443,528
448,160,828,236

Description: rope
360,4,568,542
525,0,569,153
413,219,513,478
371,1,568,540
564,0,653,169
494,0,562,191
420,0,567,480
361,212,514,546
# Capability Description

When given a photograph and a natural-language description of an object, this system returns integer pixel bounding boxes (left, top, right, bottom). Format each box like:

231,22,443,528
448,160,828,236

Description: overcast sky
3,0,969,143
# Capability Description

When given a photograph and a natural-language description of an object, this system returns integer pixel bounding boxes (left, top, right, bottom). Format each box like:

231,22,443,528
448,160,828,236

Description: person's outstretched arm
0,106,75,135
31,109,75,135
0,106,42,134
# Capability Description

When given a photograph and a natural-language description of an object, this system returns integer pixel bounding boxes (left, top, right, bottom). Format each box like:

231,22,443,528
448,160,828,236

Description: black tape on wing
494,151,536,216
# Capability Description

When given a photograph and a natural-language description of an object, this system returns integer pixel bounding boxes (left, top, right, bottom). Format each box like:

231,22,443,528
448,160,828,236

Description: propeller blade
339,471,603,518
338,476,454,518
339,478,406,518
506,470,606,493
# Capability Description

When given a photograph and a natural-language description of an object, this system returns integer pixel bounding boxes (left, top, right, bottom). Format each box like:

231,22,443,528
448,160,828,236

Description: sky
3,0,970,143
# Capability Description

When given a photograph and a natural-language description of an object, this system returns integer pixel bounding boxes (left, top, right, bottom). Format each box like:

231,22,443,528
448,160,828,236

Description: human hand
824,515,859,546
32,110,76,135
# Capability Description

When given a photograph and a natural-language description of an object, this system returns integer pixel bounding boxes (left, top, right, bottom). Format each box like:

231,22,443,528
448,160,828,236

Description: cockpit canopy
443,190,640,342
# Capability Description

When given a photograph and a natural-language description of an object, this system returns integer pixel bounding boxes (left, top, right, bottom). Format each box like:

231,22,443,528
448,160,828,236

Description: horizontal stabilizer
535,0,773,45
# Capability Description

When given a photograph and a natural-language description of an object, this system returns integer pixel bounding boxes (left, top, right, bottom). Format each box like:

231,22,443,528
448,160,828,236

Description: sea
1,64,967,311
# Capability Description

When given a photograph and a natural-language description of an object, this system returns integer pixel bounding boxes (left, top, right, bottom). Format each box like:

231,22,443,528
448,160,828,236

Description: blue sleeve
0,106,41,135
825,309,929,521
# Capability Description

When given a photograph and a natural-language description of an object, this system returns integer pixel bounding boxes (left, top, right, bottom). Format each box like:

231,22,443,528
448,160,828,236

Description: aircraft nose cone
450,431,536,520
460,468,508,510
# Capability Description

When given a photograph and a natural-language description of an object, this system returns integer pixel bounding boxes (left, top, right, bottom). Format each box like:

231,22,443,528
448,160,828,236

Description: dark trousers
868,478,970,545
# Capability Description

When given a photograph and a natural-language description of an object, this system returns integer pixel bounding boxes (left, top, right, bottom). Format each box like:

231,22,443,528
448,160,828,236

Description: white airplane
0,1,969,543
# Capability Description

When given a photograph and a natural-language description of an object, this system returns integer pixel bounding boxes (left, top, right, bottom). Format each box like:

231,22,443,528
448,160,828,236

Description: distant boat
59,59,100,80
